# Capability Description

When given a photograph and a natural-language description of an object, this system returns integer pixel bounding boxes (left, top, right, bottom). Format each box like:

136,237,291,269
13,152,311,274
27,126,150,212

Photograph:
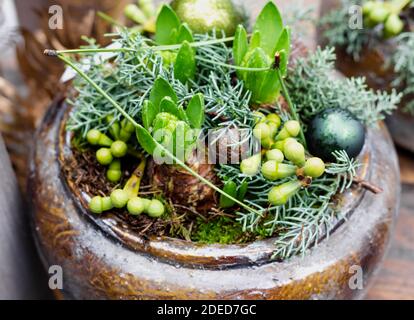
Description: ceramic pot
28,97,400,300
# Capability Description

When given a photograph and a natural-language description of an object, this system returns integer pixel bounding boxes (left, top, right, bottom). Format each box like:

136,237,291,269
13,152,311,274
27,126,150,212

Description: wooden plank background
0,136,51,299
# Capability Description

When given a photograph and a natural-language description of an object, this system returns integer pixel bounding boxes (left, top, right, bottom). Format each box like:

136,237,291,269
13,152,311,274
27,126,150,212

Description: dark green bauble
170,0,243,36
306,108,365,162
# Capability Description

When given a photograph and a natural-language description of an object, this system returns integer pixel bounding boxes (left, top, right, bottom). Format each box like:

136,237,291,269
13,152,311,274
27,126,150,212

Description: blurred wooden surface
367,178,414,299
0,135,51,299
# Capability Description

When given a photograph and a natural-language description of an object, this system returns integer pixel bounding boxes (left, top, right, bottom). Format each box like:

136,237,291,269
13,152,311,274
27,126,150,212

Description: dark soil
62,144,258,243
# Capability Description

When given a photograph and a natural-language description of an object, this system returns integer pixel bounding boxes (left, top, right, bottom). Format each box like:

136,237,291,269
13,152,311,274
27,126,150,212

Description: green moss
192,216,249,244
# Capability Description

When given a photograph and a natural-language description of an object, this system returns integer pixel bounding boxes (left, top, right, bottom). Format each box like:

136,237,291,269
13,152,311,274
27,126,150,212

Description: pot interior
58,103,370,269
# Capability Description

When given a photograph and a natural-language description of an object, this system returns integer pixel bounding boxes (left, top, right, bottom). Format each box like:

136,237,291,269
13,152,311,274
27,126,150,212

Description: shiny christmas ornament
307,108,365,162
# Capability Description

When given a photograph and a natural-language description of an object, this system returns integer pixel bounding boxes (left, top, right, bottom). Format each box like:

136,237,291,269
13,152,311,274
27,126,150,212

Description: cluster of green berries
252,112,284,149
241,114,326,206
363,0,409,38
86,119,135,183
89,189,165,218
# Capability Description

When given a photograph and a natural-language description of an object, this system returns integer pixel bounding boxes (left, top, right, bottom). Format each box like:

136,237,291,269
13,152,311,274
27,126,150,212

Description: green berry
106,116,121,140
253,122,271,140
275,120,300,140
89,196,103,214
87,129,113,147
107,160,122,183
304,157,325,178
261,137,275,149
362,1,376,15
268,180,302,206
89,196,113,214
384,14,404,38
119,119,135,142
267,122,279,139
284,140,306,167
261,161,297,181
107,170,122,183
99,134,114,147
266,149,284,162
110,140,128,158
146,199,165,218
142,198,152,211
240,154,261,176
86,129,101,145
253,111,266,124
273,140,285,151
101,197,113,211
285,121,301,137
266,113,281,128
110,189,129,208
369,4,389,24
127,197,146,215
273,137,297,151
96,148,113,165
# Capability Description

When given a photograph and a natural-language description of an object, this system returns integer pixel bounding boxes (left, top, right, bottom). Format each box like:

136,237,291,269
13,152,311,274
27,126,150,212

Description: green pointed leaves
147,78,204,129
233,25,248,66
185,93,205,129
142,100,157,130
174,41,196,84
177,23,194,43
253,1,283,57
155,6,194,45
160,96,181,119
244,48,272,104
155,5,180,45
139,77,204,162
155,6,196,85
149,77,178,112
275,27,291,76
219,181,238,208
219,180,249,208
136,126,157,155
249,31,261,52
232,1,290,105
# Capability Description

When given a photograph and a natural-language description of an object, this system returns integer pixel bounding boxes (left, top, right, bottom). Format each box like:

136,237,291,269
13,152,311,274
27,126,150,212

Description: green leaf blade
174,41,196,84
159,96,181,119
177,23,194,44
233,25,248,66
253,1,283,57
142,100,157,130
275,27,291,75
244,47,271,104
219,181,237,208
149,77,178,110
185,93,205,129
257,69,281,105
136,126,157,155
155,4,181,45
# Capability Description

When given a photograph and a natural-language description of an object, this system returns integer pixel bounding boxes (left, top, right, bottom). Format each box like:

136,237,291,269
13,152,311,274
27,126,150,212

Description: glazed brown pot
28,98,400,300
319,0,414,153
